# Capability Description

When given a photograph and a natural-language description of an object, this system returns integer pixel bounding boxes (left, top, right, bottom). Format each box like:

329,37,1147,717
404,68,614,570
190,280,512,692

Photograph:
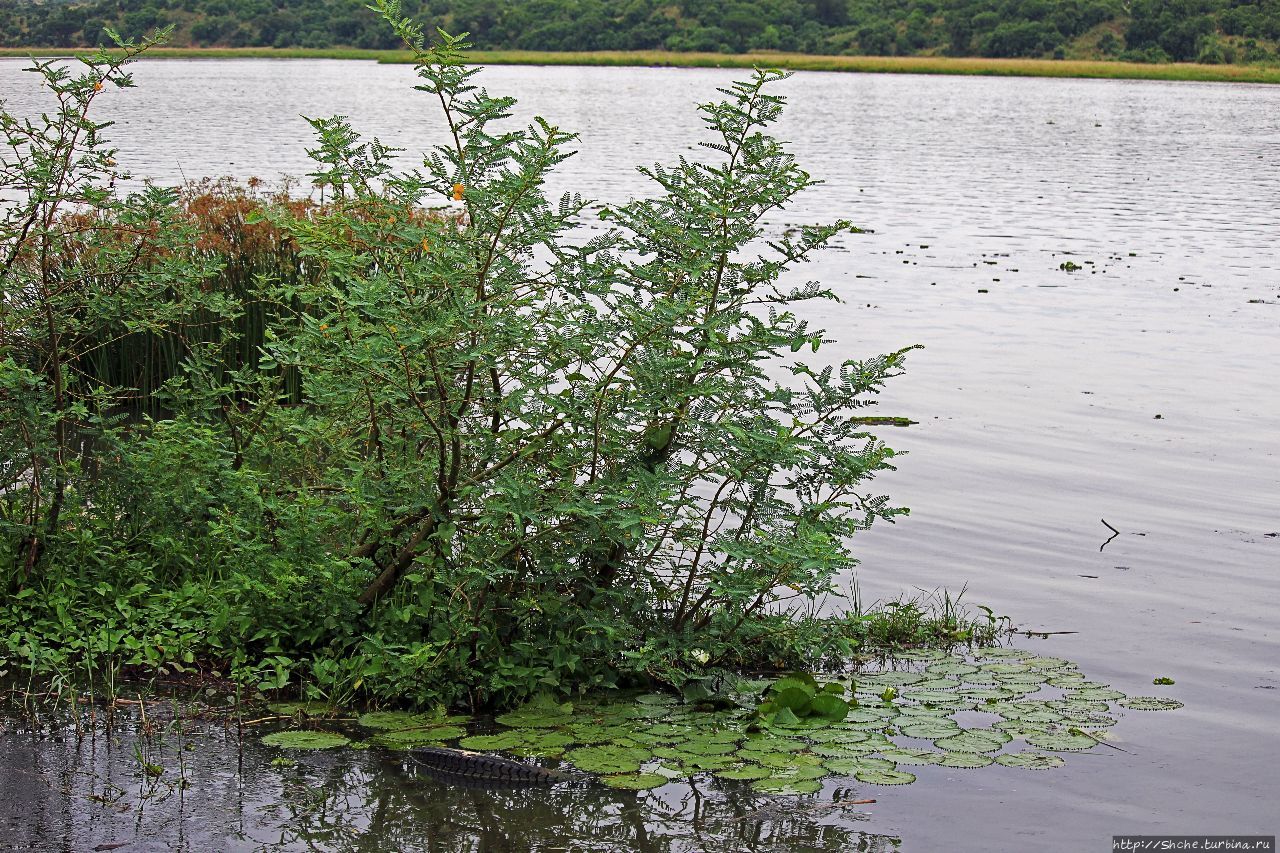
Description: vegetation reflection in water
263,645,1183,796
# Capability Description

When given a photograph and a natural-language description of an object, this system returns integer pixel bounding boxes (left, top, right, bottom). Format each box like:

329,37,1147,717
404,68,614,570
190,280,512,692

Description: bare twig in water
1099,518,1120,551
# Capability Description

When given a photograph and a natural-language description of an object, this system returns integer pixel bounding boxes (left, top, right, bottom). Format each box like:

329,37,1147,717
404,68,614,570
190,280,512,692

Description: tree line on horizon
1,0,1278,63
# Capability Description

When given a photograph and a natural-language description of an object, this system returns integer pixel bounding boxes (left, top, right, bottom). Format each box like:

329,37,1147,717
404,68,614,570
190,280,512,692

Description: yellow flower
388,324,398,334
319,323,328,331
420,237,430,252
452,183,465,201
93,81,104,92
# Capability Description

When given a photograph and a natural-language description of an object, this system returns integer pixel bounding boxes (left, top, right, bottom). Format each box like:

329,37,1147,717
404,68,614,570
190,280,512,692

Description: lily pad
824,756,895,775
1119,697,1183,711
925,662,979,677
372,726,466,748
855,768,916,786
937,752,994,768
934,730,1009,753
716,765,773,780
457,733,525,751
898,720,962,740
358,711,433,731
751,777,822,795
601,773,668,790
1067,688,1126,702
1025,731,1099,752
261,730,350,750
971,648,1030,659
996,752,1066,769
565,745,649,774
880,748,942,765
811,744,877,759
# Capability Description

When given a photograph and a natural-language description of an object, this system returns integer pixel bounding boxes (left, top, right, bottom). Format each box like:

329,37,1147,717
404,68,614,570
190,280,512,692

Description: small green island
0,2,1208,850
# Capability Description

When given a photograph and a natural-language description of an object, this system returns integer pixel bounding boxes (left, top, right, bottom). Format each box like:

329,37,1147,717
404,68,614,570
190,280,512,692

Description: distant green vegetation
2,0,1279,65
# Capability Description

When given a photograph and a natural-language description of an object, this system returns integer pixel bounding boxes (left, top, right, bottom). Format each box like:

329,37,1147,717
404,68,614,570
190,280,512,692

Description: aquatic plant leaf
261,730,350,750
771,706,809,728
956,687,1018,701
565,745,649,774
1025,732,1099,751
925,662,979,676
773,686,814,713
913,677,964,690
933,730,1009,753
602,773,668,790
524,731,578,749
894,704,952,718
937,752,994,768
858,672,925,687
739,736,806,754
635,693,676,706
898,720,962,740
357,711,433,731
676,740,738,756
716,765,772,780
495,710,573,729
992,720,1049,738
1119,697,1183,711
980,663,1030,674
751,778,822,794
811,744,876,758
457,733,524,751
996,752,1066,769
893,649,948,662
267,702,339,717
830,731,872,745
808,694,850,722
1022,657,1071,670
903,690,966,705
786,765,830,780
824,756,895,775
993,669,1048,682
1068,688,1126,702
841,708,893,724
802,730,847,744
958,670,1001,685
855,768,916,786
880,748,942,765
372,726,466,748
1053,698,1111,714
971,648,1031,659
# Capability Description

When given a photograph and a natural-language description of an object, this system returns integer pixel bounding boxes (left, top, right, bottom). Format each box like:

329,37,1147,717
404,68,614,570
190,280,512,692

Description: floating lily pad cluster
259,646,1181,794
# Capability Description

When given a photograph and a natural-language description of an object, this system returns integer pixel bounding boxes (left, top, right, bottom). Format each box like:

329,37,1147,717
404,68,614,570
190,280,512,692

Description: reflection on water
0,705,897,852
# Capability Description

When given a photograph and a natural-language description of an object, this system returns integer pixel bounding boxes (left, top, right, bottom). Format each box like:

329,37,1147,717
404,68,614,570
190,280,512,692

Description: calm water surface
1,59,1277,851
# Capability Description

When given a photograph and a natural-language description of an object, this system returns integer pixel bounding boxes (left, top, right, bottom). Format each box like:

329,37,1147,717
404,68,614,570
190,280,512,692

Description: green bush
0,9,912,707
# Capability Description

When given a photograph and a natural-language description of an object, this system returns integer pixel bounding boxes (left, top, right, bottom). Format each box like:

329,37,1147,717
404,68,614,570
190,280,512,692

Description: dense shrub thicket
1,0,1278,63
0,11,927,707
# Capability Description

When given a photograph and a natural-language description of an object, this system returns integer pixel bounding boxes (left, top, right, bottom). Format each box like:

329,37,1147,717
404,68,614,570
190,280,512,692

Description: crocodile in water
409,746,580,786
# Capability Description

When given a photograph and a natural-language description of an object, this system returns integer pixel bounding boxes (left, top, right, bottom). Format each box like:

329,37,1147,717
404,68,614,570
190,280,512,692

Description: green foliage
1,9,916,707
260,730,351,749
753,673,851,725
2,0,1278,63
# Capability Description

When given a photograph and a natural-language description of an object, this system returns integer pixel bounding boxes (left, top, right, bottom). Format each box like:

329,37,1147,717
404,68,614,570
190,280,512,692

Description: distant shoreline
2,46,1278,84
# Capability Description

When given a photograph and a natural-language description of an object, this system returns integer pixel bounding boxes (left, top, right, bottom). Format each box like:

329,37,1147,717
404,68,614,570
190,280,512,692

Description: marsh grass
2,47,1278,83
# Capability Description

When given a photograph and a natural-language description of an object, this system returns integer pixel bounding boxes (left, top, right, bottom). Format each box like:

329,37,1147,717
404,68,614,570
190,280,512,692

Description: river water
1,58,1277,851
